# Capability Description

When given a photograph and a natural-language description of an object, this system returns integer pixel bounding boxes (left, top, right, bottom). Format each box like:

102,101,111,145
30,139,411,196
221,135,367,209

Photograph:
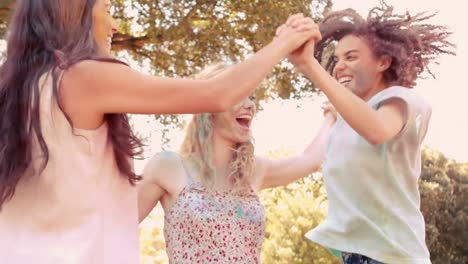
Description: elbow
365,131,389,146
311,163,321,173
306,161,322,175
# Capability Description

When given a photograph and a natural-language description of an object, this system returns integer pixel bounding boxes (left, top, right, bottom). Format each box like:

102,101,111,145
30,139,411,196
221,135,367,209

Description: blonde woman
138,63,335,263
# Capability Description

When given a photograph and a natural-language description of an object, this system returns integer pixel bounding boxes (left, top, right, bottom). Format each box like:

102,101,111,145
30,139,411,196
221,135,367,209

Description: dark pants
341,252,385,264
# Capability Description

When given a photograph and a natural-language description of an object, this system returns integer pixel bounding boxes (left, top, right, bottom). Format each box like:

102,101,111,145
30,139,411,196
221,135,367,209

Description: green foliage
259,147,339,264
139,206,169,264
0,0,334,144
420,148,468,264
2,2,465,262
137,147,468,264
0,0,14,37
110,0,333,133
0,0,332,101
260,175,339,264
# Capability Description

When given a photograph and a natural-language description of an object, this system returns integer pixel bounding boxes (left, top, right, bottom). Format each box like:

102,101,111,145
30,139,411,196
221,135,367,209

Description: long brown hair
0,0,143,209
315,1,455,87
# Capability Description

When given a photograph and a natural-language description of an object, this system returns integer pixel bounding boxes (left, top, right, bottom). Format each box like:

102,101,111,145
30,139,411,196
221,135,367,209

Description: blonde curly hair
179,63,255,191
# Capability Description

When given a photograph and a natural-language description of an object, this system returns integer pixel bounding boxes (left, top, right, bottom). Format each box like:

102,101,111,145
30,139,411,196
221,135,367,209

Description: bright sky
3,1,463,173
134,0,466,174
253,0,467,163
328,1,466,161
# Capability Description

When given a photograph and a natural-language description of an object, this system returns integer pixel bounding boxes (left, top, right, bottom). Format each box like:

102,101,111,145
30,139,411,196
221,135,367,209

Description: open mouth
235,114,252,130
236,118,250,128
338,76,353,86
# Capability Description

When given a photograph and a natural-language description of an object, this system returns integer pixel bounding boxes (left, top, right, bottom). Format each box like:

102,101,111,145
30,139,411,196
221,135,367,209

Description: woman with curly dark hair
282,3,455,264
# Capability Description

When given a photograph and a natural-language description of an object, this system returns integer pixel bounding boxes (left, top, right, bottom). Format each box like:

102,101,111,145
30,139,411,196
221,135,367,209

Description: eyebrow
334,49,359,59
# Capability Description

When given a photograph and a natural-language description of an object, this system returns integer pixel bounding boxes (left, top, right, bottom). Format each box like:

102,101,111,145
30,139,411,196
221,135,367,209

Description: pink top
164,167,265,264
0,72,139,264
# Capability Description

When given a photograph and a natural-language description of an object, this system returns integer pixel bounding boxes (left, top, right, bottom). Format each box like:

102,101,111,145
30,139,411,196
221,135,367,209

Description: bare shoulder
64,59,129,85
59,60,122,128
142,151,187,190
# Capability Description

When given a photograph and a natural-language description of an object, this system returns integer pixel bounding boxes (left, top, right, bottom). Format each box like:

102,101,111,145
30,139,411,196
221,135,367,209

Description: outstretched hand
274,14,322,56
276,16,321,68
321,101,337,121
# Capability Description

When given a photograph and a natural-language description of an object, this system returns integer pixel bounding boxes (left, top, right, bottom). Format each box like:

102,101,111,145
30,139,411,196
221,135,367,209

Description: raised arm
137,152,184,223
255,114,335,190
61,14,321,118
285,16,406,146
296,58,406,146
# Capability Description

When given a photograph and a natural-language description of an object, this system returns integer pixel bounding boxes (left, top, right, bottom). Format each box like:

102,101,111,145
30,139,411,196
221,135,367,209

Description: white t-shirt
306,86,432,264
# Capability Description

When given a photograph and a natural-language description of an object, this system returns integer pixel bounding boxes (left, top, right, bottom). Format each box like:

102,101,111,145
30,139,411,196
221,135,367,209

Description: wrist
303,58,321,75
270,37,290,57
324,115,337,126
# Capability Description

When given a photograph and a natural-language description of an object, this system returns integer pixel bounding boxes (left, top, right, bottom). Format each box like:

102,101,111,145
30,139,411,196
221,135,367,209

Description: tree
0,0,14,37
420,148,468,264
116,146,468,264
112,0,333,137
140,206,168,264
260,147,339,264
260,148,468,264
0,0,332,101
0,0,333,143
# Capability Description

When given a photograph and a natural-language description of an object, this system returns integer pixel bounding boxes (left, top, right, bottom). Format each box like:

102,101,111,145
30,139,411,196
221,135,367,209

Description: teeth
237,115,251,120
338,76,352,84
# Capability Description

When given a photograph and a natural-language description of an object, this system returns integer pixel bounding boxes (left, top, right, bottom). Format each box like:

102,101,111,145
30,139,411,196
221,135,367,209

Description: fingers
283,16,321,42
296,25,322,42
294,28,321,50
321,101,332,110
294,23,317,32
275,24,287,37
286,13,304,27
321,101,337,118
275,14,321,53
289,17,317,29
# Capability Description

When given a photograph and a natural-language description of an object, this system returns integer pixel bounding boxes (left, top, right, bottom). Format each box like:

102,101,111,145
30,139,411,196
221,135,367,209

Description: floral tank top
164,168,265,264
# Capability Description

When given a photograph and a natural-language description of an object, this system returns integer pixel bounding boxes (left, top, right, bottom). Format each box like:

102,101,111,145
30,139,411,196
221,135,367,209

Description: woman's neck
211,132,235,186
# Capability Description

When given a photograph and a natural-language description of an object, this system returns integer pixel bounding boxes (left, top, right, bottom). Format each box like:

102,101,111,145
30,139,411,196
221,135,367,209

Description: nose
333,58,346,78
244,98,256,112
111,18,118,34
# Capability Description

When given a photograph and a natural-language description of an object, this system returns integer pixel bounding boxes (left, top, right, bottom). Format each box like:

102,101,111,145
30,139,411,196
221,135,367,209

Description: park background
0,0,466,263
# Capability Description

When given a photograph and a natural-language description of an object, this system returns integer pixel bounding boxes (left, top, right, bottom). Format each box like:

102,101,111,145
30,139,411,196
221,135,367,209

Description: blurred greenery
0,1,466,263
0,0,333,142
420,149,468,264
0,0,332,102
139,147,468,264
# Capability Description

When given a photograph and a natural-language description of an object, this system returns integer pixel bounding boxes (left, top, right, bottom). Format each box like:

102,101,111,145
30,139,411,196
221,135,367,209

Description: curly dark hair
314,2,455,88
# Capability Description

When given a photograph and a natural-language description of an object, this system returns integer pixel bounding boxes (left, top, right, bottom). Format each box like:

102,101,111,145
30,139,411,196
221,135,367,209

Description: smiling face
92,0,116,56
333,34,390,99
212,95,257,145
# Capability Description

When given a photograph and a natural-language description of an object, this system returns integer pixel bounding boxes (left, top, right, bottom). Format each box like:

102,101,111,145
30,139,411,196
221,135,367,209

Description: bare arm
138,177,165,223
283,16,406,146
137,152,182,223
256,114,335,190
299,59,406,145
61,19,319,117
